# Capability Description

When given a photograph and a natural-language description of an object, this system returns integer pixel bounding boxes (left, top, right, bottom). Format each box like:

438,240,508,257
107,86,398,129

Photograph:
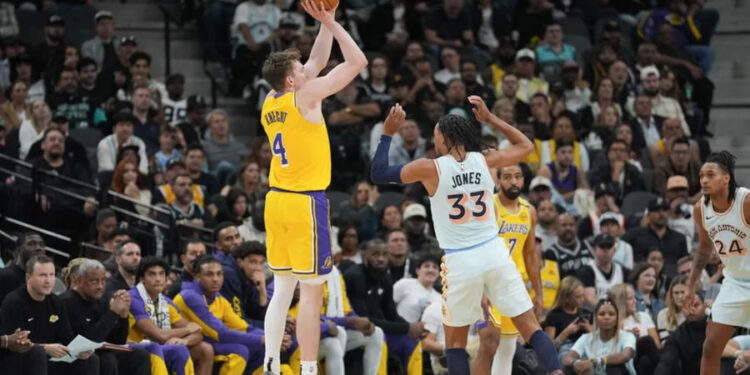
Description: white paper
49,335,103,363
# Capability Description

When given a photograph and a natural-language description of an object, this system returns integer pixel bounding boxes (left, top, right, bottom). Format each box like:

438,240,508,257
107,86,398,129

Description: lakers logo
49,315,59,323
322,256,332,269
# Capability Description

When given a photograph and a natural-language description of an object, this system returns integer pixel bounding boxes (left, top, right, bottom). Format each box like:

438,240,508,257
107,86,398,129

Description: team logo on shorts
322,256,332,269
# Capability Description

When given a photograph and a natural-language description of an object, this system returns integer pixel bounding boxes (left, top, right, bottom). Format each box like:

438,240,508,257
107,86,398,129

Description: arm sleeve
370,135,404,184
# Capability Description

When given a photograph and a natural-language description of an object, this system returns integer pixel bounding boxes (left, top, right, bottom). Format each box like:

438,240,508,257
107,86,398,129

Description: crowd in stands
0,0,745,374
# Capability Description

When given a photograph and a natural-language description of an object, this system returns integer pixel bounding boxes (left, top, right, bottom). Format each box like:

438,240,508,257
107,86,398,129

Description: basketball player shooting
683,151,750,375
258,0,367,374
371,98,562,375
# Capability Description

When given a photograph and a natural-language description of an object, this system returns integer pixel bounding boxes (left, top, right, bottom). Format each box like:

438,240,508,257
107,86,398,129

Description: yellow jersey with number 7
261,91,331,192
494,194,531,282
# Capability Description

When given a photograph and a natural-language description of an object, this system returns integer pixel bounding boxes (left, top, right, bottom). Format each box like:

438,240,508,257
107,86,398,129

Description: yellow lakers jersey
261,91,331,192
494,195,532,282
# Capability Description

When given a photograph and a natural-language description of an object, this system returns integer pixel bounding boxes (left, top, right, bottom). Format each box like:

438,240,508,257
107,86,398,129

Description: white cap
529,176,553,191
403,203,427,221
640,65,660,80
515,48,536,61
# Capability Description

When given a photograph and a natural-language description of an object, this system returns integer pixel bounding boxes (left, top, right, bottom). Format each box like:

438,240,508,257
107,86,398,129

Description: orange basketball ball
313,0,338,11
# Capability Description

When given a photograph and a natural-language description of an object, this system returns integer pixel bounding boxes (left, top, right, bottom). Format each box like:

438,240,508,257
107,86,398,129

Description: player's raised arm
468,96,533,168
299,0,367,101
303,4,335,79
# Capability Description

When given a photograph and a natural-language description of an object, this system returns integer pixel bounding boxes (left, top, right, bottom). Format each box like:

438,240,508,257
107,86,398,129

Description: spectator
238,200,266,243
46,66,99,129
248,138,271,178
127,51,167,101
0,232,45,303
77,57,104,101
361,55,393,111
653,136,701,201
543,276,591,359
540,114,590,172
393,254,442,323
366,0,421,52
337,181,378,241
81,11,119,73
421,299,448,374
1,255,97,374
230,0,281,95
537,138,588,199
629,262,665,320
578,77,623,137
585,43,618,89
495,73,532,122
529,92,553,140
562,298,637,375
150,125,183,177
629,93,664,151
504,49,548,104
378,204,403,238
484,98,514,141
584,104,621,156
269,15,299,52
166,238,206,299
424,0,474,49
444,79,470,120
337,225,361,266
128,257,213,375
386,228,415,282
174,255,274,375
343,240,427,372
544,212,594,279
201,109,249,178
511,0,554,47
536,199,559,250
613,123,648,170
562,61,592,114
653,291,710,375
388,118,426,166
30,15,65,91
163,172,214,228
131,84,160,154
61,259,152,375
110,159,152,217
647,118,700,168
664,176,696,252
598,212,634,270
201,0,238,67
461,59,494,105
222,159,266,207
656,274,688,343
629,66,689,136
536,22,576,64
15,99,50,160
12,54,45,103
589,140,646,205
215,188,249,224
434,46,461,85
185,144,220,198
578,183,624,241
402,203,439,254
578,234,630,305
97,112,148,173
106,240,141,295
601,20,634,63
624,197,688,274
92,208,118,248
162,74,187,126
609,283,662,374
646,248,670,300
0,81,30,131
213,222,243,262
609,60,637,109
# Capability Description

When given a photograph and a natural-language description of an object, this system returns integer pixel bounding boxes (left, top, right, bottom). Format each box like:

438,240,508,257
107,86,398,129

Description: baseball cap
515,48,536,61
403,203,427,221
47,15,64,26
594,182,615,199
667,175,689,190
165,158,186,171
599,212,621,227
112,112,138,126
187,95,207,111
648,197,671,211
640,65,660,80
592,233,615,248
95,10,113,23
529,176,552,191
120,35,137,46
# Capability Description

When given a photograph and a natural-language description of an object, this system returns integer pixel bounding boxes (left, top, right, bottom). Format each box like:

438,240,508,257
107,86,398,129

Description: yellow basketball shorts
265,188,333,277
488,287,535,337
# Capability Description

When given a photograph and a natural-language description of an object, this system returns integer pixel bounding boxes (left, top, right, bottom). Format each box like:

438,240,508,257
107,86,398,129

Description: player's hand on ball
301,0,334,25
468,95,492,124
383,104,406,136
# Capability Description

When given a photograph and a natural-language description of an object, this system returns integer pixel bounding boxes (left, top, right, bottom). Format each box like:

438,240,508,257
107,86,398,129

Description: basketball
312,0,338,11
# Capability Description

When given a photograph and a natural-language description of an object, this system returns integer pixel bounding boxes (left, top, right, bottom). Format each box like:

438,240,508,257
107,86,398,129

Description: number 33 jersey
261,91,331,192
429,152,498,250
704,187,750,280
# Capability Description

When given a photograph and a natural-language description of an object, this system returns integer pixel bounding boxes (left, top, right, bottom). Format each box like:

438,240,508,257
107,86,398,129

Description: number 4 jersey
703,187,750,280
429,152,498,250
260,91,331,192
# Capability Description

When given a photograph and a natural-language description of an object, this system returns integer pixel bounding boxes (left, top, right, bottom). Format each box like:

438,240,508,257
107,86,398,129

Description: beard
501,185,522,200
644,88,659,97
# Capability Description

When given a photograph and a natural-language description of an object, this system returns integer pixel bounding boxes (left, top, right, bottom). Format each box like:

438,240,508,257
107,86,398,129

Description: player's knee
478,326,500,354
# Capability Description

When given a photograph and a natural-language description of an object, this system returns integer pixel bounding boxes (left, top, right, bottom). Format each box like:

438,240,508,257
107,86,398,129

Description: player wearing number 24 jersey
370,98,562,375
683,151,750,375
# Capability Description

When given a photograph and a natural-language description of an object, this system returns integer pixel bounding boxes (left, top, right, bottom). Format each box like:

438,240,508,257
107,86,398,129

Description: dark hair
129,51,151,67
530,92,549,103
671,136,690,150
136,256,169,280
337,225,359,245
555,138,574,150
262,48,301,91
181,235,204,255
185,143,204,156
608,139,628,152
25,254,53,274
76,57,97,72
628,262,656,288
437,114,486,160
105,228,131,242
378,204,402,231
594,298,619,321
704,151,737,206
15,231,41,251
233,241,266,260
114,239,140,257
193,254,221,273
214,221,238,242
415,253,440,269
95,208,116,225
460,58,478,69
385,228,406,240
43,127,65,141
159,125,177,136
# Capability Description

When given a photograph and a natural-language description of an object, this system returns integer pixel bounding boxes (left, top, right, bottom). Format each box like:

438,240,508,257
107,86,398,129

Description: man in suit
629,93,665,151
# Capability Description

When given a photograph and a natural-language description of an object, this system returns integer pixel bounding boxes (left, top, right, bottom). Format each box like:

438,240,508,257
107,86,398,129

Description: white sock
491,337,516,375
301,360,318,375
263,274,298,375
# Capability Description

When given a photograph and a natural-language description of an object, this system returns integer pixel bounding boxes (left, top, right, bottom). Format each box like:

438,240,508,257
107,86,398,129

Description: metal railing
157,2,185,77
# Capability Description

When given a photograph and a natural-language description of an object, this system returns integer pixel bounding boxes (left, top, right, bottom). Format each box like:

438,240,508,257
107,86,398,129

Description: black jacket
628,115,665,152
60,290,128,344
654,318,706,375
343,263,409,335
589,162,646,206
0,286,74,345
0,263,25,307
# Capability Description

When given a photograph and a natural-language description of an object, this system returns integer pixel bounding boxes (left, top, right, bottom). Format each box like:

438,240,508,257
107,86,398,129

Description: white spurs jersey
704,187,750,280
428,152,498,250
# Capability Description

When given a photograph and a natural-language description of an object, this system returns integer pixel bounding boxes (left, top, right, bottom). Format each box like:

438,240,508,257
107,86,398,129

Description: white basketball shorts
711,274,750,328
